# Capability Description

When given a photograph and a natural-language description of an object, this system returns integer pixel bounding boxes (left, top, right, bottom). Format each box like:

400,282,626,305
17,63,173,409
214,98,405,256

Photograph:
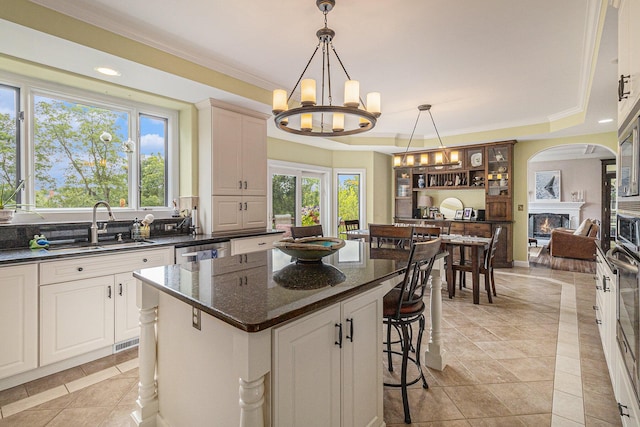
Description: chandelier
272,0,381,137
395,104,461,168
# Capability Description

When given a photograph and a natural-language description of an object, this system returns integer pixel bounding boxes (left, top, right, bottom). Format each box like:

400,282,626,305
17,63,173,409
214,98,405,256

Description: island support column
234,329,271,427
132,282,160,426
424,257,448,371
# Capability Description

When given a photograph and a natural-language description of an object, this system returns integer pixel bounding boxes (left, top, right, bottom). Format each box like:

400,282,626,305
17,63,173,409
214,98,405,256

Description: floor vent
114,338,139,353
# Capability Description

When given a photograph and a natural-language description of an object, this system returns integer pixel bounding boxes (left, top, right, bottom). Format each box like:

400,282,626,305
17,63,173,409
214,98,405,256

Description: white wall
527,158,602,224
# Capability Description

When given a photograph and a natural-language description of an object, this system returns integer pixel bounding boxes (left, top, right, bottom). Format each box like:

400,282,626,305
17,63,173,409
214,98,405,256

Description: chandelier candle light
394,104,461,168
272,0,381,137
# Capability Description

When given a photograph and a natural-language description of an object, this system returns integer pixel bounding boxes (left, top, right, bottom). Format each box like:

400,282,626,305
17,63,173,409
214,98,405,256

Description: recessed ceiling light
598,118,614,124
94,67,121,76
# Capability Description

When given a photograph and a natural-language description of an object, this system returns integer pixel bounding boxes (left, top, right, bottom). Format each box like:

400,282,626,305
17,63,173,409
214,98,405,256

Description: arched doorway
526,144,616,265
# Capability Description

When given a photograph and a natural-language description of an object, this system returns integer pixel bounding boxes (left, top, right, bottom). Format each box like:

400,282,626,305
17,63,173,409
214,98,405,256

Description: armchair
548,221,599,261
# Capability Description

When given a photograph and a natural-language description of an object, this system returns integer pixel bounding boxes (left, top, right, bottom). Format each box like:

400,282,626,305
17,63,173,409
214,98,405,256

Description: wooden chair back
344,219,360,232
290,224,324,239
413,226,441,242
368,224,413,249
391,238,441,317
483,226,501,269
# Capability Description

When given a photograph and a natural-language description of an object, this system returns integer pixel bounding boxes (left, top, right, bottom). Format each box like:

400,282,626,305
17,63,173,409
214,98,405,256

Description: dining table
439,235,491,304
346,228,491,304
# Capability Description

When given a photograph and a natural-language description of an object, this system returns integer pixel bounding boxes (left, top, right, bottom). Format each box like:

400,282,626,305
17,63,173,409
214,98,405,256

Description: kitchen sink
46,239,156,253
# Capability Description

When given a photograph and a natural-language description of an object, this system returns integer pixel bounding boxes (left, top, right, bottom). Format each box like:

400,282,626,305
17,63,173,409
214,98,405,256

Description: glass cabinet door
486,146,510,197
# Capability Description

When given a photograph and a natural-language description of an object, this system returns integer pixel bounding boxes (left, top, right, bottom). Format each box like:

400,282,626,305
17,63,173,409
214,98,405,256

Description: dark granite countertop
0,230,283,265
134,241,410,332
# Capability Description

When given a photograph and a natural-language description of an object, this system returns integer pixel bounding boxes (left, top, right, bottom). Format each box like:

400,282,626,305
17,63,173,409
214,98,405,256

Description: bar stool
383,238,440,424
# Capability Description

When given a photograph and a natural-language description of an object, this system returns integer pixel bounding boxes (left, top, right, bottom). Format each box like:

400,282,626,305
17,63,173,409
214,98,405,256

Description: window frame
0,71,179,223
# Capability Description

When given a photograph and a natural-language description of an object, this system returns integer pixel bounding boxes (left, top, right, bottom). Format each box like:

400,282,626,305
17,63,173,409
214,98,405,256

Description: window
33,94,131,208
0,75,177,218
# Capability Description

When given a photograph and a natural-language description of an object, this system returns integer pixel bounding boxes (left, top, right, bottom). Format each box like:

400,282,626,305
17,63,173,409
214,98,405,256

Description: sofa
548,219,599,261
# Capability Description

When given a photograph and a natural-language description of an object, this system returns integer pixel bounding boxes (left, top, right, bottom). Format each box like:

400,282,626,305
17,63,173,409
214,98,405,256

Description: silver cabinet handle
119,283,123,296
244,181,247,189
239,202,243,211
107,285,112,299
239,180,243,190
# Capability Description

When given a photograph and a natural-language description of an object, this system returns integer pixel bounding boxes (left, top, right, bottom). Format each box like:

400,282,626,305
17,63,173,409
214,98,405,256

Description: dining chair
412,225,441,242
453,226,502,302
344,219,360,232
368,223,413,249
290,224,324,239
383,238,440,424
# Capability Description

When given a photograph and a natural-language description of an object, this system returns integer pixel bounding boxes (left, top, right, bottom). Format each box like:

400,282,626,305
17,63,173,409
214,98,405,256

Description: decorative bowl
273,237,346,263
273,263,346,289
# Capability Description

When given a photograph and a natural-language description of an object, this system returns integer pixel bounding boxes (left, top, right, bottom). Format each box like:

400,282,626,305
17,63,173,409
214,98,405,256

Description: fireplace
528,213,570,238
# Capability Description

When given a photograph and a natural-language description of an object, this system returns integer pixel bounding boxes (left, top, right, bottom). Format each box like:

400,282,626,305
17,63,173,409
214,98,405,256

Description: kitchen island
132,241,431,427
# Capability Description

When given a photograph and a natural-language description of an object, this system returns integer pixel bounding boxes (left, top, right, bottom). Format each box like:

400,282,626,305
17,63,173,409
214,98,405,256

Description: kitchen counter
131,241,417,426
0,229,283,265
134,241,407,332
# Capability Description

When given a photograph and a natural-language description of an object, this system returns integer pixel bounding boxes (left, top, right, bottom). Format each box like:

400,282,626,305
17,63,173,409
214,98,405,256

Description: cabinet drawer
40,247,173,285
231,234,281,255
449,223,465,235
465,223,492,237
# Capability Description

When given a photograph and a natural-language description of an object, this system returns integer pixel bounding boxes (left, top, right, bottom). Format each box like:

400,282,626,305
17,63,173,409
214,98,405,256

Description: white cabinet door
212,107,243,196
114,272,139,343
615,349,640,426
212,196,244,232
618,0,640,126
0,264,38,379
243,196,267,229
341,288,384,427
40,276,115,366
273,288,385,427
212,195,267,232
273,304,342,427
242,115,267,196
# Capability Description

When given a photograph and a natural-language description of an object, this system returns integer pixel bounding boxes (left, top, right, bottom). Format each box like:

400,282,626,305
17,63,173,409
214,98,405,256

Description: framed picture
433,213,444,220
462,207,473,220
535,170,561,201
454,209,464,220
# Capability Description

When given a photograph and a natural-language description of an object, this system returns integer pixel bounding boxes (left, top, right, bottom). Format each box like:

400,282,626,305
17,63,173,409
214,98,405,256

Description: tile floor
0,265,623,426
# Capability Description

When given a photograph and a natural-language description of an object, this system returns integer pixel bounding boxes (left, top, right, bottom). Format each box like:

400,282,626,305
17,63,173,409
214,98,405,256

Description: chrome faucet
90,201,116,244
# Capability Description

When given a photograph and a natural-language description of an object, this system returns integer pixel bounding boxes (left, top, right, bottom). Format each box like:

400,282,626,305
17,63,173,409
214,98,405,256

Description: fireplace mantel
528,202,585,228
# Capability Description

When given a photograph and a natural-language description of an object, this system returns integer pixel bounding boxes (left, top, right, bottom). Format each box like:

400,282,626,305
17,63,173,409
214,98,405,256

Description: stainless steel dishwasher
175,241,230,264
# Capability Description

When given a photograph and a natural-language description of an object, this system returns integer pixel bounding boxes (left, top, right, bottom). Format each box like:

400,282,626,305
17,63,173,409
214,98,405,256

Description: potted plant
0,179,26,223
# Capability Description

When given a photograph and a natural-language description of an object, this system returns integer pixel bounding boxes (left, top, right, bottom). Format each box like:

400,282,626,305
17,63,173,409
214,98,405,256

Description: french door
270,165,327,231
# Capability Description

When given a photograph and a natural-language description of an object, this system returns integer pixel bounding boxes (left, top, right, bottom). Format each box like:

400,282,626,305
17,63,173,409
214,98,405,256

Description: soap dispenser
131,218,141,241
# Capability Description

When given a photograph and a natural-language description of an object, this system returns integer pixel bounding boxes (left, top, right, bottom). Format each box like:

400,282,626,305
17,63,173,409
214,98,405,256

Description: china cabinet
392,140,515,222
485,143,513,221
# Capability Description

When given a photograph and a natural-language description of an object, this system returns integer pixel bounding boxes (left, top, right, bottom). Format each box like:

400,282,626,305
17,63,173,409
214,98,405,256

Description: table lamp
417,195,433,218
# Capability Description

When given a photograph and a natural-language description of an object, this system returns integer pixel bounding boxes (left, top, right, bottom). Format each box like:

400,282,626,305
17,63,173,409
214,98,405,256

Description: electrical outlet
518,204,524,211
